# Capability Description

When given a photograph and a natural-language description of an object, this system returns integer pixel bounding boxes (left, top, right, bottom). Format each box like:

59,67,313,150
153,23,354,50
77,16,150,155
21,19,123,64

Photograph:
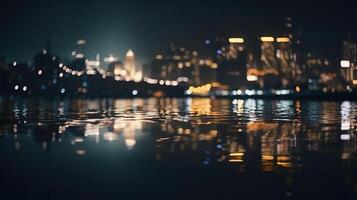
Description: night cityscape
0,0,356,199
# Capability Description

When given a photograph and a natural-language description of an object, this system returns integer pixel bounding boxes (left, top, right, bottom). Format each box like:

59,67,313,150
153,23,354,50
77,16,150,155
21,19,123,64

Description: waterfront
0,98,356,199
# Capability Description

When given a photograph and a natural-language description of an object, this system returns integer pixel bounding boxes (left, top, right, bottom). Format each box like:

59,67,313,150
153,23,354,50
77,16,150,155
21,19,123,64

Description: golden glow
247,68,265,76
247,122,278,132
262,155,274,161
229,152,244,156
228,37,244,43
210,63,218,69
276,37,290,43
134,71,143,82
188,84,212,96
277,162,291,168
260,37,275,42
277,156,290,162
295,86,301,93
229,159,243,163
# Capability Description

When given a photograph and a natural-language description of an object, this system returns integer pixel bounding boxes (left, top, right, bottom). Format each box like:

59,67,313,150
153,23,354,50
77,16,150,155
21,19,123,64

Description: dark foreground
0,98,356,199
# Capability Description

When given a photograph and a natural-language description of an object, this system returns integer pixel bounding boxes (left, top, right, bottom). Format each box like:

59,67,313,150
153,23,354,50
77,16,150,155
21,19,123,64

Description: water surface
0,98,356,199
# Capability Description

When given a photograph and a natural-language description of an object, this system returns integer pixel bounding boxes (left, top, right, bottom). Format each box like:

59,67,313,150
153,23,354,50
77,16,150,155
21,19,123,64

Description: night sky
0,0,356,64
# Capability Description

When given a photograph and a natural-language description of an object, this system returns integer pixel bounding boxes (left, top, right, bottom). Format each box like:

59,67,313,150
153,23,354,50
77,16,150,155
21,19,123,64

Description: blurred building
306,53,343,92
32,42,62,93
125,50,136,80
260,37,281,89
341,34,357,86
73,39,86,59
150,43,199,85
215,37,247,89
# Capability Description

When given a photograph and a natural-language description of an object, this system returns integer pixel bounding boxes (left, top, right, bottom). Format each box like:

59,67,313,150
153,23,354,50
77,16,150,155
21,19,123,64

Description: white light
132,90,138,96
340,134,350,141
186,90,192,95
171,81,178,86
22,86,27,92
340,60,350,68
59,73,64,78
14,85,19,90
247,75,258,81
61,88,65,94
38,70,43,75
77,39,86,45
13,61,17,66
59,63,63,68
75,54,84,59
237,90,242,95
159,80,165,85
245,90,255,96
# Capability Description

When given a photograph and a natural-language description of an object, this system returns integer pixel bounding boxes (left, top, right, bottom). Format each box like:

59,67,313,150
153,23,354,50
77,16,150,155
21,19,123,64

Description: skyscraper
74,39,86,59
125,50,136,80
276,37,292,87
216,37,247,89
341,34,357,85
260,37,278,75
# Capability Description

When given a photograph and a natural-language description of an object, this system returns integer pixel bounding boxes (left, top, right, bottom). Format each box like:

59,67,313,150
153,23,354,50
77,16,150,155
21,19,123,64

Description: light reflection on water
0,98,356,199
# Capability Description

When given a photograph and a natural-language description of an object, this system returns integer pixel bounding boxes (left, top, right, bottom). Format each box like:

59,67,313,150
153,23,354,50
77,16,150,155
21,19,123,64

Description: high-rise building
285,17,304,78
74,39,86,59
260,37,278,75
216,37,247,89
260,37,283,89
149,44,199,85
125,50,136,80
341,34,357,85
276,37,293,87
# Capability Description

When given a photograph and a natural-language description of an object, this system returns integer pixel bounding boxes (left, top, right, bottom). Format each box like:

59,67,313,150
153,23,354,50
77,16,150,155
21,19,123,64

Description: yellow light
295,86,301,93
276,37,290,43
277,162,291,168
210,63,218,69
277,156,290,162
229,159,243,163
262,155,274,161
228,37,244,43
187,84,212,96
260,37,275,42
229,152,244,156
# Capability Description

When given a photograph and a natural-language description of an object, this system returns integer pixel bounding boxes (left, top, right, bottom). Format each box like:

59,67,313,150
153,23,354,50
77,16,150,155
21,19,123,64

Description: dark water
0,98,356,199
